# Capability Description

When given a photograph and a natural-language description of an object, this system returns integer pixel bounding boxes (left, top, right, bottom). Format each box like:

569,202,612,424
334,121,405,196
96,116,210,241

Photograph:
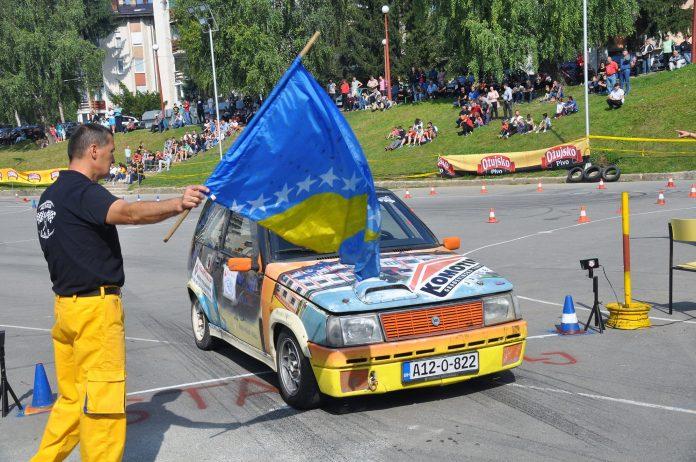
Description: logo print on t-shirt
37,200,57,239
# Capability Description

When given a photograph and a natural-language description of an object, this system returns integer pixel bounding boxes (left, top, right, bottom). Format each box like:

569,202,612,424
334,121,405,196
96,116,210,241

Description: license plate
402,351,479,383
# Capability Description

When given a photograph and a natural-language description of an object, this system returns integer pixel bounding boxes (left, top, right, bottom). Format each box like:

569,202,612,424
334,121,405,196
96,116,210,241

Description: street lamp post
188,4,223,160
152,43,165,115
582,0,590,141
382,5,392,101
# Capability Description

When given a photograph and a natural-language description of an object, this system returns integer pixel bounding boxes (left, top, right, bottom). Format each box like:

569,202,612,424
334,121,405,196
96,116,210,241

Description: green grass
2,66,695,187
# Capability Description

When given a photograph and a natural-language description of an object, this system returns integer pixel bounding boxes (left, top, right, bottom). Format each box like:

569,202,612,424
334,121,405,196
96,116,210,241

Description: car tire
582,165,602,182
275,330,322,410
602,165,621,182
567,167,584,183
191,299,217,350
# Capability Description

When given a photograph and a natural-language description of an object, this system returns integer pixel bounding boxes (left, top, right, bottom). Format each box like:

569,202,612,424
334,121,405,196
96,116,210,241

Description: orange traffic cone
487,208,498,223
666,177,676,188
536,181,543,192
656,190,666,205
404,190,412,199
689,184,696,198
480,183,488,194
598,179,606,190
429,186,437,196
577,206,590,223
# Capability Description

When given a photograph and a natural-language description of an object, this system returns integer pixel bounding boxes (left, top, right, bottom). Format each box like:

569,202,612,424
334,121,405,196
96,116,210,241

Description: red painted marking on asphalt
182,382,228,409
524,351,577,365
236,377,278,406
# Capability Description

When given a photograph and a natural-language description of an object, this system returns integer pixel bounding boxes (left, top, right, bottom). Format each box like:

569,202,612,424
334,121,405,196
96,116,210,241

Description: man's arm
106,185,209,225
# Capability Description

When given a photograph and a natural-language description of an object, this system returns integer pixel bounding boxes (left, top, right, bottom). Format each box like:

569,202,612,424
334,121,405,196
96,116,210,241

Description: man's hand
676,130,695,139
179,185,209,212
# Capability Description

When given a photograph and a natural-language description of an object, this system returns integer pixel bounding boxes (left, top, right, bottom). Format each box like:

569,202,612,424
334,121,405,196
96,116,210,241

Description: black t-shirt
37,170,123,296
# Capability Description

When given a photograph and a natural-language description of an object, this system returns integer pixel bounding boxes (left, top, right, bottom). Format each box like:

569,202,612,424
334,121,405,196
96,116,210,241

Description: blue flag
206,58,381,280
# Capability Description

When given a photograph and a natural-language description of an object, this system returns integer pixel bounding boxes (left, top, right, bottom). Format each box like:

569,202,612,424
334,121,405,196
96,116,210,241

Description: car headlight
325,314,384,347
483,293,516,326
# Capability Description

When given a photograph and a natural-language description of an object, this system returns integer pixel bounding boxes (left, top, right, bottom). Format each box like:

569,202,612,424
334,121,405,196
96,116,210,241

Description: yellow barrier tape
592,147,696,155
589,135,696,143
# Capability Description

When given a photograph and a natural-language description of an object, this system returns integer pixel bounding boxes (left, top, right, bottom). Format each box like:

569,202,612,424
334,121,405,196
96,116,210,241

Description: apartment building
78,0,185,121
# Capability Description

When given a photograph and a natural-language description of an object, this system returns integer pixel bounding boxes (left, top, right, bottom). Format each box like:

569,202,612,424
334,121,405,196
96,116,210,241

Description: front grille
380,301,484,341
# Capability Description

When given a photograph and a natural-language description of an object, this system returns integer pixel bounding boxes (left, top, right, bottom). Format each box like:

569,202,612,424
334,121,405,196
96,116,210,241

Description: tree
0,0,115,125
634,0,693,39
109,83,161,118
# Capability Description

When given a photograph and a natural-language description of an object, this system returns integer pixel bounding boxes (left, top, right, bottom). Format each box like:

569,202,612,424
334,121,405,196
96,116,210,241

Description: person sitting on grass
387,126,401,139
426,121,438,139
554,98,566,118
458,115,474,136
524,114,535,133
564,96,579,114
606,83,625,109
511,111,526,134
498,119,511,139
535,113,552,133
669,49,686,70
385,127,406,151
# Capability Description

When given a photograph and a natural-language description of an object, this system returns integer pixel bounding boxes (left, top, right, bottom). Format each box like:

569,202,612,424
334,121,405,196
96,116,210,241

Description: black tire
191,299,217,350
567,167,584,183
583,165,602,182
602,165,621,182
275,330,321,409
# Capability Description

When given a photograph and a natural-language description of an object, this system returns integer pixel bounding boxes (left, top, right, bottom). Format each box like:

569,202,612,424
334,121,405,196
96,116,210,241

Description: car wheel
275,330,321,409
602,165,621,182
567,167,584,183
191,299,217,350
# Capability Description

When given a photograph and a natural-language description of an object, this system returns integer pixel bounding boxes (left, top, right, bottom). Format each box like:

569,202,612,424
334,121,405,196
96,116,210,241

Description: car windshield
267,191,439,261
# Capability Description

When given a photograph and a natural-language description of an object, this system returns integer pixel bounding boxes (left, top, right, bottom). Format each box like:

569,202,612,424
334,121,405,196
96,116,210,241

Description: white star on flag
274,183,293,205
319,168,339,187
230,200,244,213
296,175,316,194
247,194,268,213
342,173,360,192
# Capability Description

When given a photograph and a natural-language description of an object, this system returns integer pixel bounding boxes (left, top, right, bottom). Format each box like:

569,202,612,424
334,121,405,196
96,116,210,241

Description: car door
191,203,229,330
216,211,264,351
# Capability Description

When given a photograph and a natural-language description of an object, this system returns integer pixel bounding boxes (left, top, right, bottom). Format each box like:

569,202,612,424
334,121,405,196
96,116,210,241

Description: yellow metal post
606,192,651,329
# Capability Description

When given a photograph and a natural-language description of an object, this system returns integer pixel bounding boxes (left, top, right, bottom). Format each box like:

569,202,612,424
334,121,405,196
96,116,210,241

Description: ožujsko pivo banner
0,168,63,185
437,138,590,176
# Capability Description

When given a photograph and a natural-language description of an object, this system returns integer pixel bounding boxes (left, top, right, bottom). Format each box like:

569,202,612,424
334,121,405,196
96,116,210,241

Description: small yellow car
187,188,526,408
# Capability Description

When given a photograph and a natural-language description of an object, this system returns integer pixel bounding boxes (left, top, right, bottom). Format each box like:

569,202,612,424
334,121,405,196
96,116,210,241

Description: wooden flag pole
162,31,321,243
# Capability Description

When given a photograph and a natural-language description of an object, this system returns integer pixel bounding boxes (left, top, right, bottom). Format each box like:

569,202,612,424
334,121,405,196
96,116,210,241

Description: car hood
274,252,513,314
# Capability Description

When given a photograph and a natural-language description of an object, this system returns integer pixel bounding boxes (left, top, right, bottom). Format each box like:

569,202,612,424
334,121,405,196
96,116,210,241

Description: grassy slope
2,66,694,186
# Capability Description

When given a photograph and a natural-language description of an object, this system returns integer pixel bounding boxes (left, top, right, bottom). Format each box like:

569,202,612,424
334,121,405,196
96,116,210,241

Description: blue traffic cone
137,194,141,202
555,295,584,335
156,195,160,202
31,199,37,209
20,363,54,416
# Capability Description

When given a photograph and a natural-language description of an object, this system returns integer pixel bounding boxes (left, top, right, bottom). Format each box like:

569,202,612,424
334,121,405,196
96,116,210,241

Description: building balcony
115,2,153,17
79,101,107,112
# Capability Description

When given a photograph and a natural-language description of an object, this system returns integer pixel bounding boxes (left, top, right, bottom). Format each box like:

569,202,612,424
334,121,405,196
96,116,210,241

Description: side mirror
443,236,461,251
227,257,254,272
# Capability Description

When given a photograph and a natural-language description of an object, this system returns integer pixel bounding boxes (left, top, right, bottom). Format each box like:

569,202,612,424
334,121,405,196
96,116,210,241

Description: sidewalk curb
3,170,696,196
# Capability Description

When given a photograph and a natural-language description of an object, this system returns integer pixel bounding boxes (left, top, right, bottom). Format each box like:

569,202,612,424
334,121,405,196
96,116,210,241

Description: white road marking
0,238,38,245
0,323,177,343
0,209,32,215
526,333,560,339
463,205,696,256
518,295,696,325
510,383,696,416
127,371,274,396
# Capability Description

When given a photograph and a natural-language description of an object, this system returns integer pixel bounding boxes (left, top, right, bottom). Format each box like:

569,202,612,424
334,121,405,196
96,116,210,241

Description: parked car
186,188,527,409
61,121,81,139
0,127,15,145
121,115,142,131
140,110,162,130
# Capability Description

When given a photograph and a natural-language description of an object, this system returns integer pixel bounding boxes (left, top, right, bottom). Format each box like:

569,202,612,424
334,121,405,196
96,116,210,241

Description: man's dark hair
67,124,113,161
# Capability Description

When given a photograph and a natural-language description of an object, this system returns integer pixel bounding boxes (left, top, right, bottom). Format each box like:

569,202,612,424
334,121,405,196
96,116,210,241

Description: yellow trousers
31,291,127,462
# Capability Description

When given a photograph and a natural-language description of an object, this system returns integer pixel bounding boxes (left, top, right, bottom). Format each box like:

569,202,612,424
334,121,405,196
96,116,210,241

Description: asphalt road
1,180,695,461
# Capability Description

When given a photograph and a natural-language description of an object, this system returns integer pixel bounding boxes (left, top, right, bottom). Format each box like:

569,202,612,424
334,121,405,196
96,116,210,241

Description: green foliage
635,0,693,39
109,83,162,118
0,0,115,124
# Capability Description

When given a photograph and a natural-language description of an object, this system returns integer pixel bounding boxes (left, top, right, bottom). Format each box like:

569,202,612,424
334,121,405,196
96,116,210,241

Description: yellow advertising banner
0,168,64,185
437,138,590,176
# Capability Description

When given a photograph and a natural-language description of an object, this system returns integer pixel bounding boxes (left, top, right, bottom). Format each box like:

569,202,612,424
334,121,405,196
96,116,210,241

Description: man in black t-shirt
32,124,208,462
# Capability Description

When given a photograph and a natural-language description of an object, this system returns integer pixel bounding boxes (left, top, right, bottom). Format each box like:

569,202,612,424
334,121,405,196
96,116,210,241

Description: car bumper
308,320,526,398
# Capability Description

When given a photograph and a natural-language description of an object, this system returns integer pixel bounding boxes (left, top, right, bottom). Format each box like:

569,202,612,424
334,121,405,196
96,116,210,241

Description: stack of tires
567,164,620,183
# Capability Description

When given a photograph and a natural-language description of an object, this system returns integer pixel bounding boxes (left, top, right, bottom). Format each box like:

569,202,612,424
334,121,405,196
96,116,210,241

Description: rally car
187,188,526,409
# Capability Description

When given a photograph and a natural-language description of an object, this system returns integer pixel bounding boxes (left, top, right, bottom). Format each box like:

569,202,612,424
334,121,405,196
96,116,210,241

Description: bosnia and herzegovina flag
205,58,381,280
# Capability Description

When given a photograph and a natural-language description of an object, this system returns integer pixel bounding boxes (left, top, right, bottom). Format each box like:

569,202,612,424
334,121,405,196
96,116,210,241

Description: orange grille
380,301,484,341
